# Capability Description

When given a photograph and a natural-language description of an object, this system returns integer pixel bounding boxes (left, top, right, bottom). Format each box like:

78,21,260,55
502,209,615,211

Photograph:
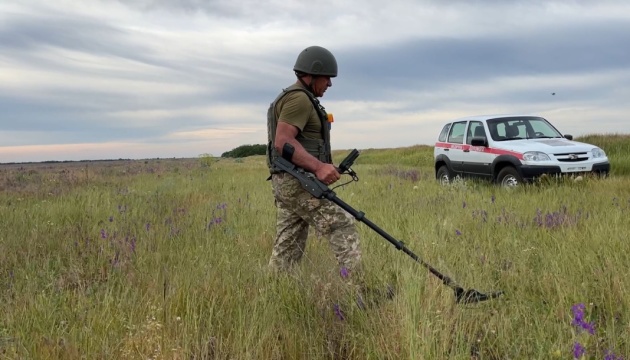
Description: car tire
496,167,523,187
436,165,452,185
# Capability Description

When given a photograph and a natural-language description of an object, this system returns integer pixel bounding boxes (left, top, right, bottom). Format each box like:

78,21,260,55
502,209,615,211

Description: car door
442,121,467,174
462,121,493,178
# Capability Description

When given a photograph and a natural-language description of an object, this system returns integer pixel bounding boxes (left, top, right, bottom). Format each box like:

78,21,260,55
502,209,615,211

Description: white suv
434,114,610,186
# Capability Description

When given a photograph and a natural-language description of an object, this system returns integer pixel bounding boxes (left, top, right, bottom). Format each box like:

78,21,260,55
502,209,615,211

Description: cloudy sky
1,0,629,163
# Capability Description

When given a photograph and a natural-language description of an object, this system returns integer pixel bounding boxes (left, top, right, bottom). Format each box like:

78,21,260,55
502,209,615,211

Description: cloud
1,0,630,162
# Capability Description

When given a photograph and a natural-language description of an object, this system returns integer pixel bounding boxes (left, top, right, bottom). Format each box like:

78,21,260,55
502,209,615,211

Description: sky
1,0,630,163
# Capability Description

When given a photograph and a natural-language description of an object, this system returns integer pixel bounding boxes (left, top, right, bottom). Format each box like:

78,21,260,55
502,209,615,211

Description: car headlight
591,148,606,158
523,151,551,161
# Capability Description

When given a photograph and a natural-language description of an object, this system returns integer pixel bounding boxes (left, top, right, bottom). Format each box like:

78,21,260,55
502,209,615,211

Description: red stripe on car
434,142,524,160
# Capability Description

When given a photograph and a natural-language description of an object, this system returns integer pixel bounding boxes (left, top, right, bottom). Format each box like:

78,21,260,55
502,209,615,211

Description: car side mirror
563,134,573,140
471,137,488,147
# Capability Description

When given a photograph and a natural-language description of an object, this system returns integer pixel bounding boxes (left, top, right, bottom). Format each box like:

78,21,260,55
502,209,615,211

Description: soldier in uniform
266,46,362,276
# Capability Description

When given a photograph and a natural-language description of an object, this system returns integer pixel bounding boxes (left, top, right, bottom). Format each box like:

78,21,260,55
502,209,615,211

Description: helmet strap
296,72,316,95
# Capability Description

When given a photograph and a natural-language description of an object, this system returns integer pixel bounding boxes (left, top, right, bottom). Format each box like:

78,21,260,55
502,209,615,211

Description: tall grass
1,142,630,359
575,134,630,176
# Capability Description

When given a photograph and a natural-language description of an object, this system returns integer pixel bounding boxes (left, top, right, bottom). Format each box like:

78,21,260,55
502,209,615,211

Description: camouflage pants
269,172,362,272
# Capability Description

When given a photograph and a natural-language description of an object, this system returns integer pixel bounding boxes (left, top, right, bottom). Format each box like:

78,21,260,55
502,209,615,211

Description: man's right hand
314,163,340,185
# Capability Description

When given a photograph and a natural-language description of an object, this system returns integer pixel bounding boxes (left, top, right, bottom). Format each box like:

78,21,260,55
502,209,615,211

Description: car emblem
568,154,578,160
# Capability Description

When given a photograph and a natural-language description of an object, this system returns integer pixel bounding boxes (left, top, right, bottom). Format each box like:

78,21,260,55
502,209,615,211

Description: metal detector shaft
271,145,503,304
324,194,459,288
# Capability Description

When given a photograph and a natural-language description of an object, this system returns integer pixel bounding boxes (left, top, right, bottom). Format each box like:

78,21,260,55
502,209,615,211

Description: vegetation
221,144,266,158
1,136,629,359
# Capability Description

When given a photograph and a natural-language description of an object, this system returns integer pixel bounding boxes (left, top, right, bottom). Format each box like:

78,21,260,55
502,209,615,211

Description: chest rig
266,85,332,174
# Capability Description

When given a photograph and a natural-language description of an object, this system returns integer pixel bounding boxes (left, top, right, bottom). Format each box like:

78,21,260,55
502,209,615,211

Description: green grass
1,141,630,359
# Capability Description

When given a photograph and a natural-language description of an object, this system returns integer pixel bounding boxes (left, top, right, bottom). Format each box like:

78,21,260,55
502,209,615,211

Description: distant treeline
221,144,266,158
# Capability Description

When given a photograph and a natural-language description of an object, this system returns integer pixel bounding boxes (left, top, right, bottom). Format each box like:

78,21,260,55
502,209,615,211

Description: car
433,114,610,186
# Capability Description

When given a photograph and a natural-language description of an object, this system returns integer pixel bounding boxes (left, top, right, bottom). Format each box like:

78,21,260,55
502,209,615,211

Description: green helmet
293,46,338,77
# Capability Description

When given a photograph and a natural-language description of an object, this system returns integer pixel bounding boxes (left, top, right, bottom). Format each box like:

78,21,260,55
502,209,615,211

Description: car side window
448,122,466,144
466,121,486,144
438,124,451,142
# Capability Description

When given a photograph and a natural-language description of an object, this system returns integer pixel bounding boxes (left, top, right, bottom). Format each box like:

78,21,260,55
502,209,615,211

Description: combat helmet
293,46,338,77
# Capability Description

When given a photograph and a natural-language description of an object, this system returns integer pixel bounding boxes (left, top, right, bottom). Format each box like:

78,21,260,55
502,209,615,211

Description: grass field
1,136,629,359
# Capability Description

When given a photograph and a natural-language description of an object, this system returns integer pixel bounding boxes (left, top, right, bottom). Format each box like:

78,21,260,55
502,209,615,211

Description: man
266,46,362,277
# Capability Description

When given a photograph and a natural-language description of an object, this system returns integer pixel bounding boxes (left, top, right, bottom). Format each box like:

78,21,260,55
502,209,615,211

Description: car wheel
436,165,452,185
497,167,523,187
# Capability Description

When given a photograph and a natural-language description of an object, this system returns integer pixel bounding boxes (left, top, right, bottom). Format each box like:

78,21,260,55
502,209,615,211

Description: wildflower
573,342,585,358
109,216,114,222
604,349,624,360
572,303,586,325
491,195,495,203
100,229,107,239
145,223,150,232
571,303,595,334
455,230,462,236
339,267,349,279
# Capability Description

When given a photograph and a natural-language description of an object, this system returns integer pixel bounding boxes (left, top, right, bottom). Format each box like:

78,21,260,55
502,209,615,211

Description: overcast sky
1,0,629,163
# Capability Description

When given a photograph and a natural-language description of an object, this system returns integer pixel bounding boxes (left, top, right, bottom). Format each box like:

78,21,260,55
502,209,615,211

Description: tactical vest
266,84,332,174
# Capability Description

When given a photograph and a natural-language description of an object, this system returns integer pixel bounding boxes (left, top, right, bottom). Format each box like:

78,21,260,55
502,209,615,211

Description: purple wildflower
571,303,595,335
573,342,585,358
571,303,586,322
100,229,107,239
455,229,462,236
581,321,595,335
109,216,114,222
145,223,150,232
605,350,624,360
339,267,349,279
333,303,345,321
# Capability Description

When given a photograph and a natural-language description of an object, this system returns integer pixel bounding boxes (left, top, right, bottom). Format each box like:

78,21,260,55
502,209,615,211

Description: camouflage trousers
269,172,362,272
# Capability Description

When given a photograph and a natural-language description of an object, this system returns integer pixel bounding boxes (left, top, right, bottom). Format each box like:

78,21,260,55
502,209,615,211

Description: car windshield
486,116,563,141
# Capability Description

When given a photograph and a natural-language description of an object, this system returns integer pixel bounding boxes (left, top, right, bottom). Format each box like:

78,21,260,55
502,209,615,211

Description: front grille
554,152,588,162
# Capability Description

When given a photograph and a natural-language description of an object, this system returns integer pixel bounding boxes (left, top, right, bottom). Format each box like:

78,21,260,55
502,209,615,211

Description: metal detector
272,144,503,304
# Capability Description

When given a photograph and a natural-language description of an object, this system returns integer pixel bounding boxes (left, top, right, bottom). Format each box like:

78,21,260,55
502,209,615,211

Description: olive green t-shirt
276,85,322,140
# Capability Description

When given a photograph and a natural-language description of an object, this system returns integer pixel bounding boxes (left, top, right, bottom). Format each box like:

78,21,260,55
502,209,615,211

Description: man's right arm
274,122,340,184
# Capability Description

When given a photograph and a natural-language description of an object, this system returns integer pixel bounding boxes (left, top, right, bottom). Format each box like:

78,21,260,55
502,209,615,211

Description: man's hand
314,163,340,185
